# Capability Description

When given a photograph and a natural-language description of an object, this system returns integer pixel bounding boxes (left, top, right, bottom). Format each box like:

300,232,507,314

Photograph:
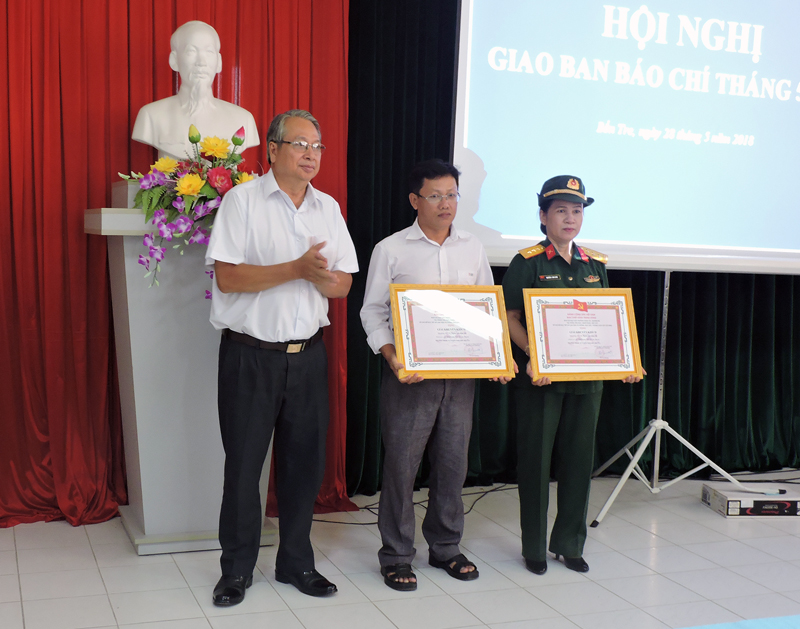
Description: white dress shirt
206,169,358,342
360,219,493,354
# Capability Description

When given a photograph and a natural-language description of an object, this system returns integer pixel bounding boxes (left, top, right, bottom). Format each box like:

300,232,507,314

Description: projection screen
452,0,800,273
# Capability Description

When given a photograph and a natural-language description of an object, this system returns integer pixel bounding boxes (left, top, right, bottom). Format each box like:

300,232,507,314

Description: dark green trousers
514,385,603,561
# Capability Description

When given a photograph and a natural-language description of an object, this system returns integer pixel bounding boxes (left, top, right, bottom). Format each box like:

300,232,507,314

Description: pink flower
138,255,150,271
205,290,212,300
231,126,245,146
143,233,155,248
153,209,167,226
207,166,233,195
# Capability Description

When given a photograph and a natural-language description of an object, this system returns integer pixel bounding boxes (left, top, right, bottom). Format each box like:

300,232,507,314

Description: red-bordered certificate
390,284,515,380
523,288,643,381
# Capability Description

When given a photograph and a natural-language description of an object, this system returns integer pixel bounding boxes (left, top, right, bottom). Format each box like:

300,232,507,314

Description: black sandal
429,552,479,581
381,563,418,591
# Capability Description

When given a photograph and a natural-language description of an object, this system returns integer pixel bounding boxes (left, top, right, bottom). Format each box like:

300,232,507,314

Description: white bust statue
132,21,260,158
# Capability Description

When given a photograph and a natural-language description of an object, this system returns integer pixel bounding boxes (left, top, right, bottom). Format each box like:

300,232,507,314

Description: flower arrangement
120,125,255,290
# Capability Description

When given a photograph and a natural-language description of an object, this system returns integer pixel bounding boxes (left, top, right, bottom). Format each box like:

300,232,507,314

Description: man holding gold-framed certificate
361,160,513,592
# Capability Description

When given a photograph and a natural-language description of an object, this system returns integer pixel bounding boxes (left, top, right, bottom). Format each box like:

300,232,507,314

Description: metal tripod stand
590,271,778,528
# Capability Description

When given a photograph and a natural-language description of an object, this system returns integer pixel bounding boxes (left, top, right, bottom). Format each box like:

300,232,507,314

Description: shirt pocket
457,269,477,285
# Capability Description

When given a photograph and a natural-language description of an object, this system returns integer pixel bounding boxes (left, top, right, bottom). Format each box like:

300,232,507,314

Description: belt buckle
286,342,304,354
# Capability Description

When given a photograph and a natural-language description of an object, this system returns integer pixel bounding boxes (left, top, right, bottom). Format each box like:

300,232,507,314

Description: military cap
537,175,594,207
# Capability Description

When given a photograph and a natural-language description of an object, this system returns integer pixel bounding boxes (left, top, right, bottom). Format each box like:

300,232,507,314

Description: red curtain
0,0,353,528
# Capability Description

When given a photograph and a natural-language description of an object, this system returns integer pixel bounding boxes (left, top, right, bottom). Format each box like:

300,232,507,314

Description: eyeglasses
415,192,460,204
278,140,326,154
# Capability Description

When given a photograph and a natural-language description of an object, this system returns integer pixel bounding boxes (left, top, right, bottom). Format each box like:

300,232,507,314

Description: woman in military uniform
502,175,641,575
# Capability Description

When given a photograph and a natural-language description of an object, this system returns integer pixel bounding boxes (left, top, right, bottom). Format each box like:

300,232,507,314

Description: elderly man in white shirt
206,110,357,607
361,159,502,592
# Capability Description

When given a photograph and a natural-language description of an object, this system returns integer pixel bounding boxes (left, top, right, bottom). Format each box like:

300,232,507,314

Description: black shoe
524,558,548,575
555,554,589,572
275,569,337,597
212,574,253,606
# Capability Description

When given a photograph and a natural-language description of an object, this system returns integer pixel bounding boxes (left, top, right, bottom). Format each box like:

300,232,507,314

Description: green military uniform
503,238,608,562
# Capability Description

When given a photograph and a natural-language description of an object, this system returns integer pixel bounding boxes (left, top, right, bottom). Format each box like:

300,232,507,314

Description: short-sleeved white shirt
360,219,493,354
206,170,358,342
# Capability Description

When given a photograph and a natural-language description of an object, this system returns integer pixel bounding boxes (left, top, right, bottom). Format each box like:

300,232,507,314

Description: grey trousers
377,369,475,567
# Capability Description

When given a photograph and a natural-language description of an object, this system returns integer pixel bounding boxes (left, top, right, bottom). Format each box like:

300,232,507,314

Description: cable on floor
311,483,519,525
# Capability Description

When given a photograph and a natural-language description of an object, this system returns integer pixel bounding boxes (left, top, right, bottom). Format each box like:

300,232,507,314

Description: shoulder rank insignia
579,246,608,264
519,244,545,259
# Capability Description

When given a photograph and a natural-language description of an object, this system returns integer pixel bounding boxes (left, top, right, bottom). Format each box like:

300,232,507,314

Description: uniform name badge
523,288,644,381
389,284,516,380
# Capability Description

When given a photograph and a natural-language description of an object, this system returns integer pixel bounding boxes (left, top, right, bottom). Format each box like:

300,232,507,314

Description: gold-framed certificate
523,288,643,382
390,284,515,380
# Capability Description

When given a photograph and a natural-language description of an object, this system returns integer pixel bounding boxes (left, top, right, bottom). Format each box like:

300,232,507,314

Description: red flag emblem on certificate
573,299,588,312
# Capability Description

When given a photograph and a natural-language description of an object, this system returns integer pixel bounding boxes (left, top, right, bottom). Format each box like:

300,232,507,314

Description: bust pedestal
85,181,276,554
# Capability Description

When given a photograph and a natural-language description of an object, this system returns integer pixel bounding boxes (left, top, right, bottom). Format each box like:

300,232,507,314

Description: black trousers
217,334,329,578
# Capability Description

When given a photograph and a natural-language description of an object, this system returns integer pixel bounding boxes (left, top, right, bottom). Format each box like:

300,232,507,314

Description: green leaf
199,182,218,198
154,278,160,286
144,270,152,278
152,186,168,210
227,153,243,165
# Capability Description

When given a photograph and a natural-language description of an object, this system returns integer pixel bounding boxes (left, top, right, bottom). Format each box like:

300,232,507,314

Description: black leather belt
223,328,323,353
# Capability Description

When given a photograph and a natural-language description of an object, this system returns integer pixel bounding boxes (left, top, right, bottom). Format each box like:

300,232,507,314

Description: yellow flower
235,171,255,185
151,156,179,174
200,136,231,159
176,173,204,196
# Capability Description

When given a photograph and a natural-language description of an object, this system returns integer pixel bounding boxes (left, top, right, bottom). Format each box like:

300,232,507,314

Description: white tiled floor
3,475,800,629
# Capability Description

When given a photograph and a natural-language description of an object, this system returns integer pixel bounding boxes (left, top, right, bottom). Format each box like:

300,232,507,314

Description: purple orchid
193,202,210,219
174,215,194,234
149,245,166,262
205,290,212,300
172,196,185,211
158,222,176,241
188,227,210,245
143,233,155,248
140,170,167,190
138,255,150,271
205,269,214,279
152,209,167,226
196,197,221,219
